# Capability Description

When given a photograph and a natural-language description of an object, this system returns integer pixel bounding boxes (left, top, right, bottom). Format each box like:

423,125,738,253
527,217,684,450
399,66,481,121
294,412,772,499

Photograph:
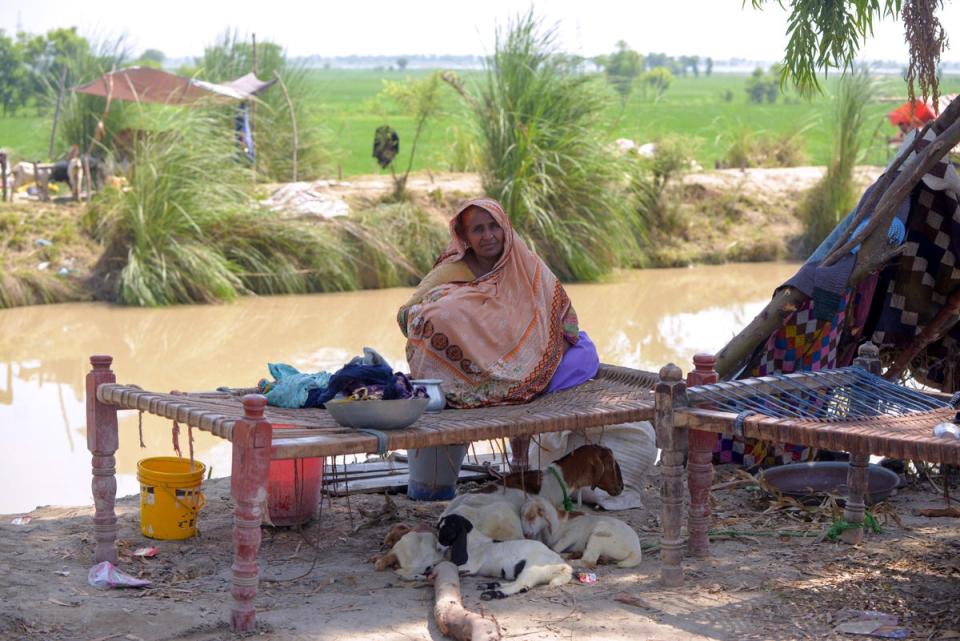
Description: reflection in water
0,262,797,514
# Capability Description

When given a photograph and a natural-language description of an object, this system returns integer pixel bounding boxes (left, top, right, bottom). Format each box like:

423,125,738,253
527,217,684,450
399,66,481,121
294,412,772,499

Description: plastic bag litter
88,561,151,589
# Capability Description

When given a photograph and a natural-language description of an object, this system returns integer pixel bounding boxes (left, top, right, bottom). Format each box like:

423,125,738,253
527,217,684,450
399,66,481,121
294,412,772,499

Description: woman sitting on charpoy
396,197,598,409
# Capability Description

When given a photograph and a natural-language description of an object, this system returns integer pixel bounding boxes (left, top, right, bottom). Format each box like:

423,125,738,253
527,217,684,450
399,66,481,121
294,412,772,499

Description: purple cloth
546,331,599,394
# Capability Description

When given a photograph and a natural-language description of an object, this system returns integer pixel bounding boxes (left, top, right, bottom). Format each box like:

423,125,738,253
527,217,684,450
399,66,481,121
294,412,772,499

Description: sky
2,0,960,64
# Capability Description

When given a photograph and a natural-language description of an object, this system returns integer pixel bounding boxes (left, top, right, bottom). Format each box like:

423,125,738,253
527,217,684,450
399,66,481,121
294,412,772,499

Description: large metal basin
325,398,428,430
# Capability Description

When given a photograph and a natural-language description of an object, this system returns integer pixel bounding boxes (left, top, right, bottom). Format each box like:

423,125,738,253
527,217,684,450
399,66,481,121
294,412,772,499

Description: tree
705,57,713,76
138,48,165,68
643,67,673,102
378,71,444,199
0,30,28,114
396,56,408,71
689,55,700,78
605,41,643,105
749,0,946,104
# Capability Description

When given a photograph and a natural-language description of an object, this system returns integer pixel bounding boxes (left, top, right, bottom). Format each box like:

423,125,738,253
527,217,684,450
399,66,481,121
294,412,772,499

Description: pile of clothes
257,347,426,409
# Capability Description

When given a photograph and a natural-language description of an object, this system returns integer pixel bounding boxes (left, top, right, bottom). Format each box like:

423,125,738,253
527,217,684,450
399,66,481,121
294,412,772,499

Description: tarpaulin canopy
72,67,274,105
887,100,936,128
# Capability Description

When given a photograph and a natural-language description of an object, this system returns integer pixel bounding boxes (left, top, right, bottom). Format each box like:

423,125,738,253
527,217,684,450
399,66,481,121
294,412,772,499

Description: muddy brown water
0,262,798,514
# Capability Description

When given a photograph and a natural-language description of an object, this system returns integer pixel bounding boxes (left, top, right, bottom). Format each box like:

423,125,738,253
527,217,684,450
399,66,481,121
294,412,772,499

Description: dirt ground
2,464,959,641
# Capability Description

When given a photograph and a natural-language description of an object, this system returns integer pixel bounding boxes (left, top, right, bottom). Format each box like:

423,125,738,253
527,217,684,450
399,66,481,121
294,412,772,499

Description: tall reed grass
463,11,640,281
799,69,874,251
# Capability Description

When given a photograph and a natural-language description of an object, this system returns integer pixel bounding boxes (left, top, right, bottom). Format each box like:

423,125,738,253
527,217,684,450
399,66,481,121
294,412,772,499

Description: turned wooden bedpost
86,355,119,564
655,363,688,587
686,353,718,557
509,436,530,472
230,394,272,633
843,342,881,544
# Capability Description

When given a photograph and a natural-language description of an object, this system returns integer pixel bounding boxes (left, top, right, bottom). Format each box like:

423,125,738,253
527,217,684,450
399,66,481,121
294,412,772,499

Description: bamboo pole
715,95,960,380
86,67,116,157
274,70,298,182
48,66,68,159
251,33,258,184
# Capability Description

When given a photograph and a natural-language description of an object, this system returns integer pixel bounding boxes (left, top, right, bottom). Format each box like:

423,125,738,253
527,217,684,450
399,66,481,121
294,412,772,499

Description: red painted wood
86,355,118,564
230,394,272,633
686,353,718,557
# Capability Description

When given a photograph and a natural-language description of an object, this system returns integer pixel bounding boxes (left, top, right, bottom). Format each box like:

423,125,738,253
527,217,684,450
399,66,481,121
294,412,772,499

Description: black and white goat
520,496,642,568
437,513,572,600
439,499,524,541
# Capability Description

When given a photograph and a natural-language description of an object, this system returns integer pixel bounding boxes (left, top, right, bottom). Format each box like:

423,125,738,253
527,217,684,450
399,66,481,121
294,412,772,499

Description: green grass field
3,70,959,178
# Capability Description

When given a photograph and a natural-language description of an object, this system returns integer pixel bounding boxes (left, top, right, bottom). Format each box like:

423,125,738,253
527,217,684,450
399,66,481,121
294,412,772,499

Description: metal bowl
759,461,900,505
325,398,429,430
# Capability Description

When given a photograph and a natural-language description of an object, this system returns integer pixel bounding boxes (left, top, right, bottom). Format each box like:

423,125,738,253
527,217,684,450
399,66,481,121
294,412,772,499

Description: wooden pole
87,68,115,157
654,362,688,587
1,151,7,202
274,70,298,182
250,33,257,184
431,562,501,641
86,355,119,565
686,353,717,557
48,65,68,160
841,342,881,545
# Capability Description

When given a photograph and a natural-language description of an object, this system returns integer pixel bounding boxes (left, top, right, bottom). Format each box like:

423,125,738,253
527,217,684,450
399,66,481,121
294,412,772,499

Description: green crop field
3,70,959,178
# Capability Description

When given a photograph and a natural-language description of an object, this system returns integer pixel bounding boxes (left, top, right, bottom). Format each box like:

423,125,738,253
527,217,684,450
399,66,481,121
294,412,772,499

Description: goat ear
450,527,469,566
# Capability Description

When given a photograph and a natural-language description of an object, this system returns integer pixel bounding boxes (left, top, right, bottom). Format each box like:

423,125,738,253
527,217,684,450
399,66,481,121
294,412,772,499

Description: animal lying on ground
374,530,443,580
520,495,642,568
381,522,433,549
446,444,624,512
439,499,524,541
437,513,572,600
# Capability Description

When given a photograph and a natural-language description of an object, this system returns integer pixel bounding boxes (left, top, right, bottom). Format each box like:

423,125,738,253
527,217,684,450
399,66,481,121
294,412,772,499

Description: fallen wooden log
431,561,501,641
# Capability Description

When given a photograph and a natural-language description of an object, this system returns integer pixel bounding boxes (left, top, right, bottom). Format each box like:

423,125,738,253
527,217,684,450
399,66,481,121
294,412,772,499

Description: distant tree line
593,42,713,104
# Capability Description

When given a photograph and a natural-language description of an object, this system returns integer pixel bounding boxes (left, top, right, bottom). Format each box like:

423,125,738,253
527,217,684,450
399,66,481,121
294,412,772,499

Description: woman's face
460,206,505,260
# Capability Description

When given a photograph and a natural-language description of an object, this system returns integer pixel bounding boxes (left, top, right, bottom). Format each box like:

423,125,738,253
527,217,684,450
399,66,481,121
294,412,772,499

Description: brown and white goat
521,495,642,568
445,444,624,513
374,527,443,580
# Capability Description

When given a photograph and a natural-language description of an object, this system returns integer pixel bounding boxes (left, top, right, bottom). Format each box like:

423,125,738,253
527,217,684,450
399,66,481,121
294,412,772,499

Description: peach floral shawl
399,198,573,408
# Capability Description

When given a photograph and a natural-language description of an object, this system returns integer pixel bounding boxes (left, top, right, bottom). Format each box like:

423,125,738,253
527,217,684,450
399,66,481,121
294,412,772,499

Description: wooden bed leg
842,452,870,544
686,354,718,557
509,436,530,472
230,394,272,633
86,355,118,564
842,342,882,544
655,363,688,587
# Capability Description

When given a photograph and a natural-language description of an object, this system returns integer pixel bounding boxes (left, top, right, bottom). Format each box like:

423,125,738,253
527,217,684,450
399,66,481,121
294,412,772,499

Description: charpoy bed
85,356,657,631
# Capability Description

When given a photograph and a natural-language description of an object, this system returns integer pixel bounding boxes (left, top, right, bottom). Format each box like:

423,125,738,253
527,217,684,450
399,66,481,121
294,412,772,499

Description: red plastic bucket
267,425,323,526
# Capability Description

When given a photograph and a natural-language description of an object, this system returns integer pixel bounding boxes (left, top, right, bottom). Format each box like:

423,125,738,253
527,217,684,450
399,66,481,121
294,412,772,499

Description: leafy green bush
799,69,874,251
454,11,640,281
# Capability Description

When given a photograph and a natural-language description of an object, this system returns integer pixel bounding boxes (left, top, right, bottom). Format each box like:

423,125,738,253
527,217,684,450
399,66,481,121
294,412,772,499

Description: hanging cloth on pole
235,102,255,162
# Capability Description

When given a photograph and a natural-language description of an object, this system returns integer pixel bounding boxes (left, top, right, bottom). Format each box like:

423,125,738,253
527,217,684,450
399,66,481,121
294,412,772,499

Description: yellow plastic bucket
137,457,206,540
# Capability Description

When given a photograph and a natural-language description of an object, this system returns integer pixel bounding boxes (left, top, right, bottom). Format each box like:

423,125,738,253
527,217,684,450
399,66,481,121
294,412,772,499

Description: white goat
437,513,572,600
373,530,443,580
439,499,524,541
520,496,642,568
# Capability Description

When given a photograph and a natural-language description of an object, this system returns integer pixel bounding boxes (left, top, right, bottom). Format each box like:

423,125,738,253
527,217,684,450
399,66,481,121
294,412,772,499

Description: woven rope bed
95,363,658,459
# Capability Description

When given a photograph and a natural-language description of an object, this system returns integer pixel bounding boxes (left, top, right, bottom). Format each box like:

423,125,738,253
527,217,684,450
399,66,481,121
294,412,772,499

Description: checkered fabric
751,293,849,376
